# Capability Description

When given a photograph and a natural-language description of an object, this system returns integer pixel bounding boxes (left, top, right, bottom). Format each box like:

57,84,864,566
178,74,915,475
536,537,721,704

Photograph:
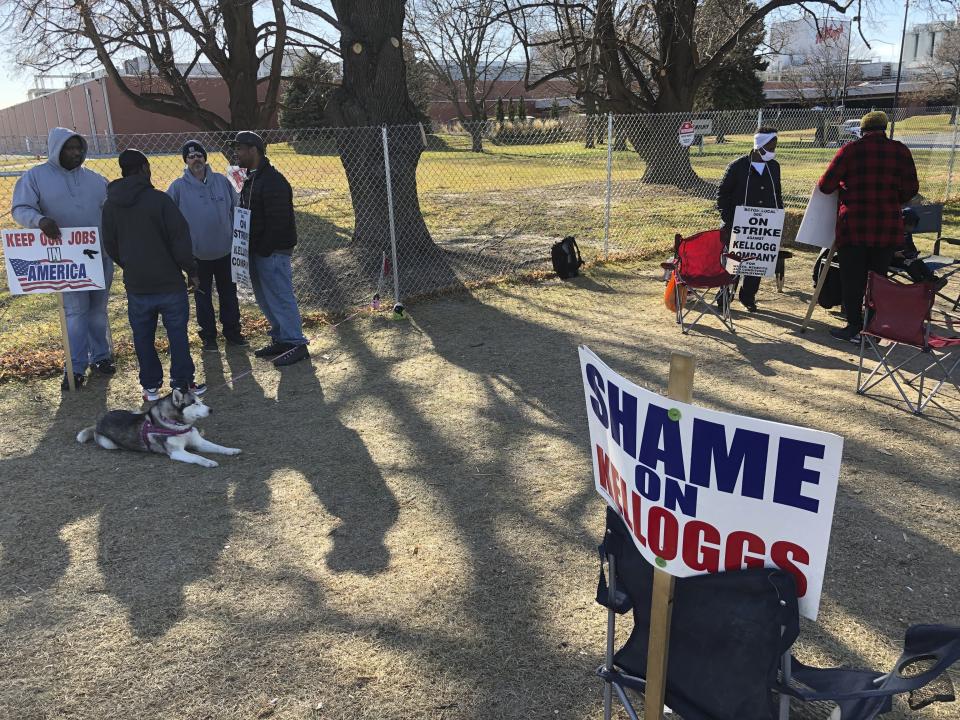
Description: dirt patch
0,255,957,719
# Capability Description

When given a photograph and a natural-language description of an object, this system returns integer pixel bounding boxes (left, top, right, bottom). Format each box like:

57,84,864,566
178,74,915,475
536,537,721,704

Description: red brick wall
0,75,280,148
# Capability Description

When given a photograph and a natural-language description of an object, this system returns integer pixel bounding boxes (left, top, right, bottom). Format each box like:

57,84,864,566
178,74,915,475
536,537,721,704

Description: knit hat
860,111,889,132
181,140,207,161
233,131,266,154
118,149,149,172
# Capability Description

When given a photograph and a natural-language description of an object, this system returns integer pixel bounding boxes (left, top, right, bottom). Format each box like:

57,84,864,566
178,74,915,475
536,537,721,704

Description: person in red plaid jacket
818,111,919,342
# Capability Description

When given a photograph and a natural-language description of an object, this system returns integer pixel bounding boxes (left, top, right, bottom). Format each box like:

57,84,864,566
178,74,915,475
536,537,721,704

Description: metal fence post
381,125,401,309
946,107,959,202
604,113,613,259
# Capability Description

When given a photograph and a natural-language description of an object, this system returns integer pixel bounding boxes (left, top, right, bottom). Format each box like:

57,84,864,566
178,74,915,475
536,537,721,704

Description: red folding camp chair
857,272,960,414
662,230,741,334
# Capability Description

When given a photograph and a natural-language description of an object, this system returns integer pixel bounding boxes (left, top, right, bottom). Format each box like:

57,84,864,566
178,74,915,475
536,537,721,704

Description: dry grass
2,117,960,366
0,253,957,719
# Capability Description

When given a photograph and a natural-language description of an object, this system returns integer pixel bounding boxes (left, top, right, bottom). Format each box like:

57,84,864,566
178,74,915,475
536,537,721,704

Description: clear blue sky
0,3,926,111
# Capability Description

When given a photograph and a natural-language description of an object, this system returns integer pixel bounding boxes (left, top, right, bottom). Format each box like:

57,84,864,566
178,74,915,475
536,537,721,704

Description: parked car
839,119,861,142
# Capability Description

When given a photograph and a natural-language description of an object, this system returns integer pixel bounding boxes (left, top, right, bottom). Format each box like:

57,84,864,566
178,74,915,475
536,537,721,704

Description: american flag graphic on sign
9,257,99,292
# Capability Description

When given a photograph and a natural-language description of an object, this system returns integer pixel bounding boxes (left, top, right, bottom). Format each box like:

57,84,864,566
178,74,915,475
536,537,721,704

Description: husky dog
76,388,240,468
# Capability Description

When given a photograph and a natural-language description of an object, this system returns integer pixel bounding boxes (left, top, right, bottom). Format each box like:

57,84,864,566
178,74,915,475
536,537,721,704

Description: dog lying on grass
77,388,240,468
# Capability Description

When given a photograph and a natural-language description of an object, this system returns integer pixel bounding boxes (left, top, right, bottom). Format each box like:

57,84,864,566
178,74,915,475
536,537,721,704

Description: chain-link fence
1,106,958,377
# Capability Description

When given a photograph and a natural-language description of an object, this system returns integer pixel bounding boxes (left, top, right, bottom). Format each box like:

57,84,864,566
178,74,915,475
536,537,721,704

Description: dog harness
140,417,192,450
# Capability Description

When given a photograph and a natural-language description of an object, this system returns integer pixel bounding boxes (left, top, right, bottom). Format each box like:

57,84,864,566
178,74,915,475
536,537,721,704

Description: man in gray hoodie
11,127,112,390
167,140,246,352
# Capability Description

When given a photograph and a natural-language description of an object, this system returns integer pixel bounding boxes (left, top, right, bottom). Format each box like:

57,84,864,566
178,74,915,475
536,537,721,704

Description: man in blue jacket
11,128,112,390
167,140,247,352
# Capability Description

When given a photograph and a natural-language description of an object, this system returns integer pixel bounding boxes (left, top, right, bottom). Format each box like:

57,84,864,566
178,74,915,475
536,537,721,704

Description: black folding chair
596,508,960,720
892,204,960,311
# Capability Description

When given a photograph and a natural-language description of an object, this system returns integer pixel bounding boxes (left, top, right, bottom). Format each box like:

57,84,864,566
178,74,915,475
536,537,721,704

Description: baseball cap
233,131,266,154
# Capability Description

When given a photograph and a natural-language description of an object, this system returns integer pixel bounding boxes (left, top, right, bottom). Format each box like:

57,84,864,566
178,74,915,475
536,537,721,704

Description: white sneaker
142,387,160,402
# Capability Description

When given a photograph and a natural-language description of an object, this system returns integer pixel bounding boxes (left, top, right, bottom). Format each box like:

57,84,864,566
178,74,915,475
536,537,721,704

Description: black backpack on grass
552,236,584,279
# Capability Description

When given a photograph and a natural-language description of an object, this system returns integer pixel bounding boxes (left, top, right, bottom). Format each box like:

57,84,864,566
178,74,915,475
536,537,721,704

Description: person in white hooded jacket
11,128,112,390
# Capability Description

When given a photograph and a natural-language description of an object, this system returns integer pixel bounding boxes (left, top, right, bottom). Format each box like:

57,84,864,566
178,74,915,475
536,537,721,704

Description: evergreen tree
496,97,505,123
518,95,527,120
404,43,432,127
279,52,337,128
508,97,516,122
550,98,561,119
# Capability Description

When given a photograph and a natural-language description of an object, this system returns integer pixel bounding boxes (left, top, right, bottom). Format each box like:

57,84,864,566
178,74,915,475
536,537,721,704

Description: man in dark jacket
233,131,309,366
818,111,919,342
101,149,205,401
716,126,784,312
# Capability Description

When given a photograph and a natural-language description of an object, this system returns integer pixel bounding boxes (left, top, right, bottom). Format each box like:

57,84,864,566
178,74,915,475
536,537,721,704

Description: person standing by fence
11,128,113,390
233,131,309,367
101,149,206,401
716,126,783,313
167,140,247,352
818,111,919,343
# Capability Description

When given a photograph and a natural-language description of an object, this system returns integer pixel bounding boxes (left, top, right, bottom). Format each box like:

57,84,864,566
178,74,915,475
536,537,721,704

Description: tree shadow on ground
0,379,110,597
0,325,399,638
689,322,857,377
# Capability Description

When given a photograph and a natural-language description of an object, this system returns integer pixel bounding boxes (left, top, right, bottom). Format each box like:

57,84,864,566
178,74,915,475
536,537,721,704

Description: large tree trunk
328,1,449,298
633,110,706,194
469,121,485,153
595,0,711,194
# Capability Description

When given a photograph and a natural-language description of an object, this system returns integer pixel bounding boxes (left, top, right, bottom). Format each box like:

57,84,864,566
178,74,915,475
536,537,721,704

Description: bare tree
526,7,605,147
501,0,872,189
780,39,864,108
407,0,516,152
915,28,960,120
4,0,441,282
1,0,326,130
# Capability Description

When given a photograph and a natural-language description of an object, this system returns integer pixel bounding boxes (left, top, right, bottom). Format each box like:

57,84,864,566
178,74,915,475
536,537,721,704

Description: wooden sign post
800,244,837,334
57,292,76,392
644,352,695,720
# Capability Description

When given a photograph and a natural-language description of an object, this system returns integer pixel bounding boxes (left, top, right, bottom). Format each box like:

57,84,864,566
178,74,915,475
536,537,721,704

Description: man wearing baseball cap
168,140,247,352
233,131,309,366
101,149,206,401
818,111,919,343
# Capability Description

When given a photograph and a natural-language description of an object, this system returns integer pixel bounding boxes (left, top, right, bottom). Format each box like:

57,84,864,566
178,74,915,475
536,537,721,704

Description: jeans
127,291,195,390
62,261,114,373
195,255,242,340
838,244,895,329
250,253,307,346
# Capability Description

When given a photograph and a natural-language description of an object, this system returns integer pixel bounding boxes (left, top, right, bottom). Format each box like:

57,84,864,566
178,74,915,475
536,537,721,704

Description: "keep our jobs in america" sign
3,227,106,295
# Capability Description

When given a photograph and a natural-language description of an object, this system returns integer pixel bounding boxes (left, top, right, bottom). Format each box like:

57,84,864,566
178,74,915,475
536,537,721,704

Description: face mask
758,148,776,162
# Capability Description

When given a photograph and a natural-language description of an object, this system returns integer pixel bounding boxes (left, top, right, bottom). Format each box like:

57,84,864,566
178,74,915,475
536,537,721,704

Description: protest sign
231,207,252,289
579,346,842,620
724,205,785,278
3,227,106,295
225,165,247,194
796,186,838,249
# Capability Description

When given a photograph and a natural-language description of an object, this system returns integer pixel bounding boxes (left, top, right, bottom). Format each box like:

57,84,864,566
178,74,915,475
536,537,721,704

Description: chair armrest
939,236,960,246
